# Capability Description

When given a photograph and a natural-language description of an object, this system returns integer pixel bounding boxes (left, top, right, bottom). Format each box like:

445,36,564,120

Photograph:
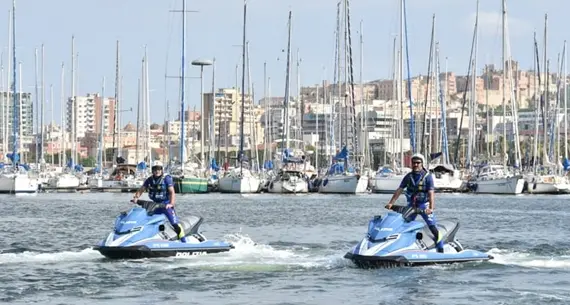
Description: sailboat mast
501,0,507,168
542,14,548,163
33,48,38,166
11,0,18,166
40,44,45,164
70,36,76,168
562,40,568,159
114,40,121,164
98,78,105,170
238,0,247,173
5,9,12,161
135,77,140,164
398,0,404,167
50,84,54,167
180,0,187,172
60,63,65,168
209,58,216,164
282,11,292,152
144,47,151,166
263,61,267,165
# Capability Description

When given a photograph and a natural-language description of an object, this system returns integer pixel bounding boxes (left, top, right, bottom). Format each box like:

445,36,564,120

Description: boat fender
533,183,537,190
269,182,274,189
323,179,328,186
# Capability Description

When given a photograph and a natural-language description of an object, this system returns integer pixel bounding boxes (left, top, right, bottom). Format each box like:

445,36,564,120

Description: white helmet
152,160,163,168
411,153,425,164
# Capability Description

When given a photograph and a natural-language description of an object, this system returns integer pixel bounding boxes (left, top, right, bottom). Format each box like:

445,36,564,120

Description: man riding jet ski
385,153,444,252
94,161,233,259
344,205,493,268
344,154,492,268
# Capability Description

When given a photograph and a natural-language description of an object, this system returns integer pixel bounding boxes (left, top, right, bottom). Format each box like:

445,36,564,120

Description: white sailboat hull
0,174,39,194
474,176,524,194
433,172,465,192
267,179,308,193
371,174,404,193
318,174,368,194
218,175,261,193
47,174,80,188
526,175,570,194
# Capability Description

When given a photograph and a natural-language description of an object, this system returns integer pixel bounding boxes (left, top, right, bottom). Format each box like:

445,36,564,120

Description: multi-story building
0,91,34,153
203,88,263,151
67,93,116,139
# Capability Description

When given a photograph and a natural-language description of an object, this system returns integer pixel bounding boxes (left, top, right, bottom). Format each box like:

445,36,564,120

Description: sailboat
169,0,208,193
318,0,368,194
0,0,38,194
469,0,524,194
370,0,410,194
218,0,261,193
266,11,309,194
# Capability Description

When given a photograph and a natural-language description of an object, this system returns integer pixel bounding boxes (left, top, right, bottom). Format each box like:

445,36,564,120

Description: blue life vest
404,170,430,205
148,175,170,203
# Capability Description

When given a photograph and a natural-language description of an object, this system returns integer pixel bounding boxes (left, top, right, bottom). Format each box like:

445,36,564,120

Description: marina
1,0,570,304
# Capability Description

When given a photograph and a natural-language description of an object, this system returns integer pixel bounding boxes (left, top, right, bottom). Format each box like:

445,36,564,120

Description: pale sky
0,0,567,126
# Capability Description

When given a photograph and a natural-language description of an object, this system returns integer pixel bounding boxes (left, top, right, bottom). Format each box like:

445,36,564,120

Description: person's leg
156,208,187,242
421,213,444,252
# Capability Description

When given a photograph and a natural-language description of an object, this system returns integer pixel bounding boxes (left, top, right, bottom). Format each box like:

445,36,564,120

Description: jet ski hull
95,244,234,259
344,250,493,268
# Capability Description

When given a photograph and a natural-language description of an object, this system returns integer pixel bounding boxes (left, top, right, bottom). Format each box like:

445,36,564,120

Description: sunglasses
412,161,422,165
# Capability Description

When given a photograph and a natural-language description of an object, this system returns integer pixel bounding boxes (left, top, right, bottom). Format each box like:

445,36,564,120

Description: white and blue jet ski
344,205,493,268
94,200,234,259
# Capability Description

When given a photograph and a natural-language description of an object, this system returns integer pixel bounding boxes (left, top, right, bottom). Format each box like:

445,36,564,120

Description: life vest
404,170,430,205
148,175,170,203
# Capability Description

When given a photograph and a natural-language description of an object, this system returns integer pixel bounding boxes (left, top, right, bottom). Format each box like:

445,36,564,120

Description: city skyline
0,0,569,127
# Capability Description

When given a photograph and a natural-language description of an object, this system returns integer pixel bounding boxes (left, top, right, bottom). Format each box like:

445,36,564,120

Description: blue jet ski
94,200,234,259
344,205,493,268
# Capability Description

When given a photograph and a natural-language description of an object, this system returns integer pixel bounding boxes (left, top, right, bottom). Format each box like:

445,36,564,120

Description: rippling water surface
1,192,570,304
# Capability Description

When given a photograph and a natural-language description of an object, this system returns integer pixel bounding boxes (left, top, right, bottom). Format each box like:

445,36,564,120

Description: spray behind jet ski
94,200,234,259
344,205,493,268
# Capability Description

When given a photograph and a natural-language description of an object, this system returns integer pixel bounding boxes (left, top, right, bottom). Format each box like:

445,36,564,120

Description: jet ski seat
417,220,460,249
178,216,204,235
390,205,460,250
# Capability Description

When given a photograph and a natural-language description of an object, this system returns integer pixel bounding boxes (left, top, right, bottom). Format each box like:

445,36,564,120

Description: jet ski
94,200,234,259
344,205,493,268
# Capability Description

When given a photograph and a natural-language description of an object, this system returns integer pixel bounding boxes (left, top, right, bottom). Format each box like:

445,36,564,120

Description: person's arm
426,174,436,213
427,190,435,210
386,175,408,208
133,179,148,201
165,175,176,207
386,188,404,208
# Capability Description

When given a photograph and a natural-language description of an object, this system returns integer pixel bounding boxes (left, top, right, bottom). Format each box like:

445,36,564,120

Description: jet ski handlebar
133,200,166,213
388,205,427,215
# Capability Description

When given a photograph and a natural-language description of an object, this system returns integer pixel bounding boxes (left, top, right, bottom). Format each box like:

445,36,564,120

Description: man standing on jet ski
131,161,187,243
385,153,444,253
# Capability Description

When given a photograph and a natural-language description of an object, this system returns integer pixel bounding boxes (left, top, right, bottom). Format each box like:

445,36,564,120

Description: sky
0,0,568,127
